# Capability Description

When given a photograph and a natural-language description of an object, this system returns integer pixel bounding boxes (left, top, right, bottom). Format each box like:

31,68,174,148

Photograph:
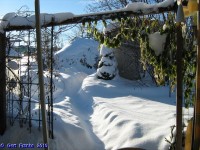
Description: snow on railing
125,0,175,13
0,12,75,33
0,0,176,33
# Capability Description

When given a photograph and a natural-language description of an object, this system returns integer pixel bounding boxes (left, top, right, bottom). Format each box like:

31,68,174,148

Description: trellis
5,27,55,138
0,0,199,150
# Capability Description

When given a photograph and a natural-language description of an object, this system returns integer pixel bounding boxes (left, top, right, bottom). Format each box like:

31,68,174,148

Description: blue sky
0,0,92,19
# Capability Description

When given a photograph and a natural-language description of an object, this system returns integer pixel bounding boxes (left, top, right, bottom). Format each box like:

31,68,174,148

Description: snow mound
52,96,97,150
91,96,174,150
55,38,99,74
79,74,193,150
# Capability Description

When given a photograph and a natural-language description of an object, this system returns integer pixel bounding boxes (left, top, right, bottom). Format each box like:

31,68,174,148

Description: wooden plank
185,118,193,150
193,1,200,149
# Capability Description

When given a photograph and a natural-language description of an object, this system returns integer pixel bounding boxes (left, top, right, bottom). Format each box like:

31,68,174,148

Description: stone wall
104,23,141,80
114,41,141,80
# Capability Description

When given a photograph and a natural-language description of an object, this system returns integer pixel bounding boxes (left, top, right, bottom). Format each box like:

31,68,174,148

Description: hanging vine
84,13,196,108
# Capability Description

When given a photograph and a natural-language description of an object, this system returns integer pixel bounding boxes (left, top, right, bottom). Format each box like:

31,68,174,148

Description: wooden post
50,23,54,139
176,23,183,150
0,32,6,135
35,0,49,149
193,0,200,149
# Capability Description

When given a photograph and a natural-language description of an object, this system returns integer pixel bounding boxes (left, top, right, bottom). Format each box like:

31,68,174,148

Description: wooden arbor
0,0,199,149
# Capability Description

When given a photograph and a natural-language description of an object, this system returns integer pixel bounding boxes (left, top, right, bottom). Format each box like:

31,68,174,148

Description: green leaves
83,15,196,107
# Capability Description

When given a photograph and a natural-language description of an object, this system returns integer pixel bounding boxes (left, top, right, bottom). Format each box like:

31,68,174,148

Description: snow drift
0,37,193,150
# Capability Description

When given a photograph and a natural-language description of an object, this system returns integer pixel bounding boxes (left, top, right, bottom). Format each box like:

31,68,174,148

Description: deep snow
1,38,193,150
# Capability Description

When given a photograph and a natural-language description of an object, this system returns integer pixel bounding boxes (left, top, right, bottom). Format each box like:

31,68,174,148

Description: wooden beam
0,32,6,135
4,3,176,32
176,22,183,150
193,0,200,149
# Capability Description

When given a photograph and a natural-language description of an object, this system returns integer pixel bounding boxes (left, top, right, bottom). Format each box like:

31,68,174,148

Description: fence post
176,23,183,150
35,0,49,149
0,32,6,135
193,1,200,149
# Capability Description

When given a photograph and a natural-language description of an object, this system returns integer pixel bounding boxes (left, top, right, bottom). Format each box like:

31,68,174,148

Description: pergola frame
0,1,199,149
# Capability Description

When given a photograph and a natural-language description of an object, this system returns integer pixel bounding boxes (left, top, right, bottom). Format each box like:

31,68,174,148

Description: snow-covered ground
1,38,193,150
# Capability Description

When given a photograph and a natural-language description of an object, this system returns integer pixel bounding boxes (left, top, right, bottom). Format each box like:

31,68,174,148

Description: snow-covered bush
96,44,118,80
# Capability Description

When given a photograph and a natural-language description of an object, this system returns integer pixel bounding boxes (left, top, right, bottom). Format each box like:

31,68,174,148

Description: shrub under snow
96,44,118,80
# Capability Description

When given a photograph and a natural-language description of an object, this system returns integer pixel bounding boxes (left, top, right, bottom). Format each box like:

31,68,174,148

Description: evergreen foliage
96,44,118,80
